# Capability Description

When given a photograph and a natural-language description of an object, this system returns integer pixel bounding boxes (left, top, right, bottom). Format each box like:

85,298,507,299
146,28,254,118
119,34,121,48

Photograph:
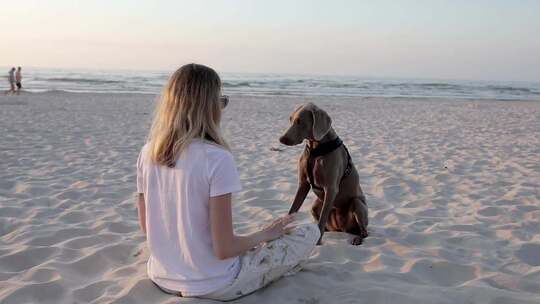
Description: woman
8,67,16,94
136,63,319,301
15,67,22,94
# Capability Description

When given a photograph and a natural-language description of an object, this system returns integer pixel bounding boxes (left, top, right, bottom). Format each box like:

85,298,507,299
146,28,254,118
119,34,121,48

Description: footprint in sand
515,243,540,266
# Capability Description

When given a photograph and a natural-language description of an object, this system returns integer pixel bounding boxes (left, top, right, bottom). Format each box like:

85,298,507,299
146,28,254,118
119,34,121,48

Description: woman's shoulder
137,143,151,164
196,140,234,163
203,142,232,156
139,143,150,156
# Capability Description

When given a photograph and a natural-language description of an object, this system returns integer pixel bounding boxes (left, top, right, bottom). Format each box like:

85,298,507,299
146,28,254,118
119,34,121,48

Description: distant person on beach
7,67,16,94
136,63,319,301
15,67,22,94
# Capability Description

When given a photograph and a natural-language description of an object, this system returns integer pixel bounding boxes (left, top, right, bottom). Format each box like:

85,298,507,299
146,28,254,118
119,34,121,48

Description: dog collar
305,136,353,192
306,137,343,157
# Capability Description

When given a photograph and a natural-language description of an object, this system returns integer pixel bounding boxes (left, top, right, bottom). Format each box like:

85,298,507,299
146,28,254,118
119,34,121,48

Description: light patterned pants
201,223,320,301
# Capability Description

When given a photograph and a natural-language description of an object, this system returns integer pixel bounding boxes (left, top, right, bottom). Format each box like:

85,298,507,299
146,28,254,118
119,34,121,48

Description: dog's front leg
288,182,311,214
317,186,338,245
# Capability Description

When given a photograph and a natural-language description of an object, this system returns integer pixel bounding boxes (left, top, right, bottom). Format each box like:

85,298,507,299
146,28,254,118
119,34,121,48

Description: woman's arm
137,193,147,235
209,193,294,260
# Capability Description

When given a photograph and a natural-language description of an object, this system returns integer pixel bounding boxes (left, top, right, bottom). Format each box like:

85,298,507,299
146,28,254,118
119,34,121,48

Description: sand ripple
1,92,539,303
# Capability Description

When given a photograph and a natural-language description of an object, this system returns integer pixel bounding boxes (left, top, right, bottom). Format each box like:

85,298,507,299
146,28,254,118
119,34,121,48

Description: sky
1,0,539,81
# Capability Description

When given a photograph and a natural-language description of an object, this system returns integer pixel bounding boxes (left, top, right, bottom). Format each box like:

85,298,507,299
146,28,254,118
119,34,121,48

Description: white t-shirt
136,139,242,295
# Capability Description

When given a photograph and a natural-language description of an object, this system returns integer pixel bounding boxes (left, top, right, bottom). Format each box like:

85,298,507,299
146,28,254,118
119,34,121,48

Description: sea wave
485,85,538,94
13,68,540,101
223,81,251,87
35,77,125,84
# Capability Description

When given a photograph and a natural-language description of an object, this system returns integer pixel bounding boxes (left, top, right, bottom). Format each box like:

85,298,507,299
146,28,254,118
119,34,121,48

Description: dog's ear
287,104,303,123
310,104,332,141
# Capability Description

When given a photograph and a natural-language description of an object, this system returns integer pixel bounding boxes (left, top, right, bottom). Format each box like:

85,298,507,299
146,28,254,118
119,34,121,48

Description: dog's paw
350,236,364,246
359,228,369,239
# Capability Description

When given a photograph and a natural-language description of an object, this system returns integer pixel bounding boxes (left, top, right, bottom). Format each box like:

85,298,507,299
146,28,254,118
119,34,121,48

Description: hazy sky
1,0,539,81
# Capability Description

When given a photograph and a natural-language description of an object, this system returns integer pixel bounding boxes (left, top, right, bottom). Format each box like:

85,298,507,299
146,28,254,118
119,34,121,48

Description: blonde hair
148,63,229,167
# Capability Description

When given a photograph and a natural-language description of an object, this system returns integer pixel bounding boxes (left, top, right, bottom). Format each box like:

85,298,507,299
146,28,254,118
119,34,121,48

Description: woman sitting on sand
136,63,320,301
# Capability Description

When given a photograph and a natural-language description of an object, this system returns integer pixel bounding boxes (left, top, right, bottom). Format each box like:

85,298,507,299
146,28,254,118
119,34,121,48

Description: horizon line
1,65,539,84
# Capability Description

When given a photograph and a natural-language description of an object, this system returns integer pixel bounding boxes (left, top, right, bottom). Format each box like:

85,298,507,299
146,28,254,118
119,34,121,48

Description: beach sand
0,92,539,303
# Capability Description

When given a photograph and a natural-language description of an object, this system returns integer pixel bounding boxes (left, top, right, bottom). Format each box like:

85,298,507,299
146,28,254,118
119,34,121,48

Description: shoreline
3,89,540,103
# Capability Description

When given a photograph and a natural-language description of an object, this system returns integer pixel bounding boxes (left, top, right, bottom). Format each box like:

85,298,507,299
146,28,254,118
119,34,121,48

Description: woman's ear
310,104,332,141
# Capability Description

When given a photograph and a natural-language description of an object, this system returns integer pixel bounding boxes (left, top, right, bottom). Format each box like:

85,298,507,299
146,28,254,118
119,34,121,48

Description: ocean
4,67,540,101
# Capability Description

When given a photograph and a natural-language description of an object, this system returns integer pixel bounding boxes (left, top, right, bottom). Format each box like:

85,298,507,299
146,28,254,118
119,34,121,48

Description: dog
279,103,368,245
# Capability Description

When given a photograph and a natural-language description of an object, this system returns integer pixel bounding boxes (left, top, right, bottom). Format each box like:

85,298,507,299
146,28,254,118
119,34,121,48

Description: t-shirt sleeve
136,148,145,194
208,150,242,197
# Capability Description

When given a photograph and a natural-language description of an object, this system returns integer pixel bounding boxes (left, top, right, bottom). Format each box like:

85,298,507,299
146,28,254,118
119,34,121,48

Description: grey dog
280,103,368,245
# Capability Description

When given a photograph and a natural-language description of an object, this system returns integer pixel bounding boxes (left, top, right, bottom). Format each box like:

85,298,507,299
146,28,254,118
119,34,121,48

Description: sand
0,91,539,304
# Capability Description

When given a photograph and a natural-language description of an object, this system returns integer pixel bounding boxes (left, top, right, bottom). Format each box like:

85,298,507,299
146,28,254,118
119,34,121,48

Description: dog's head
279,103,332,146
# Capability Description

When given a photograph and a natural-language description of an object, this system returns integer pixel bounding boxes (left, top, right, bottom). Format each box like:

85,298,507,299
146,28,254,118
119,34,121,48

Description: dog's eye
293,119,300,125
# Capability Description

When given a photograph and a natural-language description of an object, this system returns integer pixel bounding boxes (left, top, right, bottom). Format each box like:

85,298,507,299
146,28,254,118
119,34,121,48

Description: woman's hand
210,194,297,259
262,214,296,242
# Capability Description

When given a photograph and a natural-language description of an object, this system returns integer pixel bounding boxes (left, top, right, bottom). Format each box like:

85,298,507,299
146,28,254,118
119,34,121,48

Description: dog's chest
302,156,325,193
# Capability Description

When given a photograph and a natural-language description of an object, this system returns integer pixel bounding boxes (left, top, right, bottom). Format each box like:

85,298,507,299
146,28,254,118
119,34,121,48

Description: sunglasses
219,95,229,108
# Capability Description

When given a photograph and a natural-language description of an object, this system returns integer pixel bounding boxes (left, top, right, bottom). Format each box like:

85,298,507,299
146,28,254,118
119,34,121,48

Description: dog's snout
279,136,291,145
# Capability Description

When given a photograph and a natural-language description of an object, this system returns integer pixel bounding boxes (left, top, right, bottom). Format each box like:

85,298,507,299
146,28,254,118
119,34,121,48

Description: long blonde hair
148,63,229,167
